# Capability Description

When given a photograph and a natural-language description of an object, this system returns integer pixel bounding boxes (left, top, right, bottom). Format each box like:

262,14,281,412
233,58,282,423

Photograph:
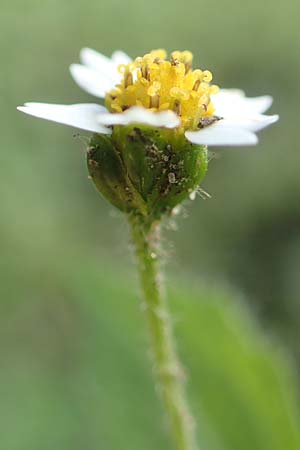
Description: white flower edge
212,89,274,116
185,89,279,145
185,114,279,146
96,106,180,128
17,101,278,146
69,65,115,98
186,122,258,146
80,47,132,73
70,48,132,98
17,103,112,134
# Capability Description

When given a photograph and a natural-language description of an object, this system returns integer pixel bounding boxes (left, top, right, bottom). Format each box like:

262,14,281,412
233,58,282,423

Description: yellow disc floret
105,49,219,131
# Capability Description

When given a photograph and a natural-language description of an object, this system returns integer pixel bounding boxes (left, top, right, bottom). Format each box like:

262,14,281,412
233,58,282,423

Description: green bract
87,126,208,220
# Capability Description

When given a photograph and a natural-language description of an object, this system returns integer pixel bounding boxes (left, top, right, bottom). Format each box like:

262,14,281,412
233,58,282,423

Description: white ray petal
221,114,279,132
216,89,246,100
111,50,132,65
239,96,273,114
97,107,180,128
212,89,273,117
185,121,258,146
70,64,117,98
17,103,111,134
80,47,115,74
79,48,131,79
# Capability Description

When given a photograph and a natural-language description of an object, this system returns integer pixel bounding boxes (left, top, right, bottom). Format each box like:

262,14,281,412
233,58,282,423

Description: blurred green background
1,0,300,449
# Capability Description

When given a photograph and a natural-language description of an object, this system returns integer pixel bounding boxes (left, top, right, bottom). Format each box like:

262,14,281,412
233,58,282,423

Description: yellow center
105,49,219,131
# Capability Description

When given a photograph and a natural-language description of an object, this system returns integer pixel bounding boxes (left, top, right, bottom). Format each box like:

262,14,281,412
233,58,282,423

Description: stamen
150,49,167,60
193,80,201,91
184,62,192,74
125,72,133,88
147,81,161,97
106,49,219,131
142,65,150,80
170,58,180,67
174,99,181,116
170,87,189,101
202,70,213,82
210,84,220,94
160,102,170,110
182,51,193,74
150,95,160,109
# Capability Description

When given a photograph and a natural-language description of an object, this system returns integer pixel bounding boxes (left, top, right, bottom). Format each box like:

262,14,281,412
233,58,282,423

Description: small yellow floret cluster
106,49,219,131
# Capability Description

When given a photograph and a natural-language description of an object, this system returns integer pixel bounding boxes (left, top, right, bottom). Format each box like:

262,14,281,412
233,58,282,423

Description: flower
18,48,278,146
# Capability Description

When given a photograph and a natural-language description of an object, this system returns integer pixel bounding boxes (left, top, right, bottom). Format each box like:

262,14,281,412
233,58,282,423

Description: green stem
129,213,198,450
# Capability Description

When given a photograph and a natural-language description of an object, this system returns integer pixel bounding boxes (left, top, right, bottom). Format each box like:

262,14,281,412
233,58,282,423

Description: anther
142,65,150,80
173,99,181,116
202,70,213,82
150,95,160,109
193,79,201,91
170,58,180,67
125,72,133,88
184,62,192,74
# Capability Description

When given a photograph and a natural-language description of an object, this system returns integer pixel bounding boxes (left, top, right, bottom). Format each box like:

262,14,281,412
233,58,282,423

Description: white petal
17,103,111,134
80,47,115,75
212,89,273,117
111,50,132,65
239,96,273,114
185,121,258,146
70,64,116,98
217,89,246,98
71,48,132,97
80,47,132,71
220,114,279,132
97,106,180,128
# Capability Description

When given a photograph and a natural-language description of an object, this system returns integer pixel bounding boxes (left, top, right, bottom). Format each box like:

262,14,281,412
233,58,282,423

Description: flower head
18,47,278,146
105,49,219,132
17,48,279,219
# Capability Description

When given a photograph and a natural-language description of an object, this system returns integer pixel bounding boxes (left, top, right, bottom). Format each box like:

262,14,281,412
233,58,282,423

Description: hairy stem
129,213,198,450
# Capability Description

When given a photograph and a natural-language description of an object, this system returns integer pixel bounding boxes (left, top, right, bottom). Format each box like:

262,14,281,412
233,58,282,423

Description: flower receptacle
87,134,147,214
87,126,208,221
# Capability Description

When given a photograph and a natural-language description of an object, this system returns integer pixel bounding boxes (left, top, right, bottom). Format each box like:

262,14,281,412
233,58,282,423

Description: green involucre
87,125,208,220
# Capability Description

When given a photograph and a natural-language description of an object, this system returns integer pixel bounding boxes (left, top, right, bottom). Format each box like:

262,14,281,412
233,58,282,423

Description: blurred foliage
1,256,299,450
1,0,300,448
